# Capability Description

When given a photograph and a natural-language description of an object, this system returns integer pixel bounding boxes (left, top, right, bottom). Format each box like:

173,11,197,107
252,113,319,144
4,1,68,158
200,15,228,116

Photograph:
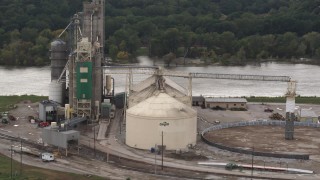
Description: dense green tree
162,28,181,54
218,31,237,55
275,32,299,58
1,0,320,66
303,32,320,57
108,44,119,60
241,35,263,59
20,28,38,43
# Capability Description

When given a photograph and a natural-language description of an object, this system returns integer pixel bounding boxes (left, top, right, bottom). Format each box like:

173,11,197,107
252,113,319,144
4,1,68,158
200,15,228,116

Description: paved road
82,109,320,180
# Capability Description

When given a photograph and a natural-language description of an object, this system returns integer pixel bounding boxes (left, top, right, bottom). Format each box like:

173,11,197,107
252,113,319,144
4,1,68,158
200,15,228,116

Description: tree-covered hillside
1,0,320,66
0,0,83,66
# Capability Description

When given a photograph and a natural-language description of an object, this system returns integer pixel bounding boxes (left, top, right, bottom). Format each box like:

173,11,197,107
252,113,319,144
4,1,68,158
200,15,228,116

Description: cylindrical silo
106,75,112,95
286,96,295,113
50,39,67,81
49,80,65,104
126,93,197,150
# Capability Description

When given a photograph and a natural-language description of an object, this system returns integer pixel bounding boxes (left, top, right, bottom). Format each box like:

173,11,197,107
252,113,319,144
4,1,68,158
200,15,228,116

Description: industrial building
45,0,299,153
297,109,319,123
39,100,59,122
204,97,247,109
49,0,106,119
42,127,80,156
192,96,205,106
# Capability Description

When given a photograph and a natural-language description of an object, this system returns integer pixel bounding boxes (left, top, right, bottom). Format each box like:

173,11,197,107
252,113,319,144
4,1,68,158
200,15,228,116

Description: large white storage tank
126,92,197,150
49,80,65,104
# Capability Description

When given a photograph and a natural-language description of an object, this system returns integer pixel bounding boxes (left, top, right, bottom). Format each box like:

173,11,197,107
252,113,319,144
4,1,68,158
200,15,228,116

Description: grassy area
0,95,48,112
0,153,106,180
246,96,320,104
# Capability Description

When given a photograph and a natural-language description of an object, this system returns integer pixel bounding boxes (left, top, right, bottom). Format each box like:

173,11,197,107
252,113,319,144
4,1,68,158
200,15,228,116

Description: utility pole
161,131,163,170
11,142,13,179
20,138,22,175
94,125,96,158
159,121,169,170
154,144,157,174
251,146,254,179
119,115,122,134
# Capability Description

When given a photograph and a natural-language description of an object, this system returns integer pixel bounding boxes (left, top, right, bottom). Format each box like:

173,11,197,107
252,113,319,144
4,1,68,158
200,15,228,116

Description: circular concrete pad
204,125,320,155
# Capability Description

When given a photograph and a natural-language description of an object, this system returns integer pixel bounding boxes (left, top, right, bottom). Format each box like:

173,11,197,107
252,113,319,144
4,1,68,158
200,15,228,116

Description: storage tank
50,39,67,81
105,75,112,95
49,80,65,104
125,93,197,150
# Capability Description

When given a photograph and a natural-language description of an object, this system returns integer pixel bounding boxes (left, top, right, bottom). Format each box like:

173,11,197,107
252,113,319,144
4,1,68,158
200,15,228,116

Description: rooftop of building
298,109,318,118
204,97,247,103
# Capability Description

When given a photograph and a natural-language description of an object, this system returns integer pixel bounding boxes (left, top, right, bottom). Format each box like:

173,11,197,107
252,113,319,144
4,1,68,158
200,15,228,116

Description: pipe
58,22,72,38
91,10,95,44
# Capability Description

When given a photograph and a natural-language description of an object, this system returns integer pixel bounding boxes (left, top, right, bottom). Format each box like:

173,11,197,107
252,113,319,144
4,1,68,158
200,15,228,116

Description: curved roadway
80,109,320,180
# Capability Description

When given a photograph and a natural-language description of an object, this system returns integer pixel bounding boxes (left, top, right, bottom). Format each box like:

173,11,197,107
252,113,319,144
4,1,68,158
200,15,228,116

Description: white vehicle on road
41,152,54,162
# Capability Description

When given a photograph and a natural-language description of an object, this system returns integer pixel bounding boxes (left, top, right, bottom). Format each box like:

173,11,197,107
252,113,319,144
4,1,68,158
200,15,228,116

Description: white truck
41,152,54,162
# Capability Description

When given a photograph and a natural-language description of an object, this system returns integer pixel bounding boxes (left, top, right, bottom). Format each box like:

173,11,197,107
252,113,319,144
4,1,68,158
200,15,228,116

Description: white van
41,152,54,162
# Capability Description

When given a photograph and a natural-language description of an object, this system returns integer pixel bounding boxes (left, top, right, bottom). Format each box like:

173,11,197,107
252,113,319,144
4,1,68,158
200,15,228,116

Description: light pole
94,125,96,159
11,142,13,179
154,144,157,174
161,131,163,170
20,137,22,175
159,121,169,170
251,146,254,179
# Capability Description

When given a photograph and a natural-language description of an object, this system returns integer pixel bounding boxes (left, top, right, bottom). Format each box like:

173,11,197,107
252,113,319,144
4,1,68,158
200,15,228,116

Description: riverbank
117,56,320,67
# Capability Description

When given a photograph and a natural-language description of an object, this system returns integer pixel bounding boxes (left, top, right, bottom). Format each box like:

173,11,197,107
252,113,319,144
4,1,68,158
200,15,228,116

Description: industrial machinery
52,0,105,119
50,0,297,129
104,66,296,148
104,66,295,112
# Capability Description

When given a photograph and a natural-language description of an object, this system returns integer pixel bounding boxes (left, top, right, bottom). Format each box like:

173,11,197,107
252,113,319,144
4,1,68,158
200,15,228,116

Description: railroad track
0,131,292,179
0,132,48,151
73,144,280,179
0,132,18,141
0,131,231,179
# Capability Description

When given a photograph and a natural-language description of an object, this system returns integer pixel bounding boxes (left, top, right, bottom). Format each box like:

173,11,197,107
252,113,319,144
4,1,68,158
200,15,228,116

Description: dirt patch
167,151,208,161
204,126,320,155
1,101,41,141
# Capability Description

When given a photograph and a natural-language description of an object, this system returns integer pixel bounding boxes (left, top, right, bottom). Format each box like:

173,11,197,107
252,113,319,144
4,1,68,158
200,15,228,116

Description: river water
0,57,319,97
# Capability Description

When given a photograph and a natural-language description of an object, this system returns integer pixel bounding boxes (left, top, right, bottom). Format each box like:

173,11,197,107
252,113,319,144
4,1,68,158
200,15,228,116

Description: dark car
264,108,273,112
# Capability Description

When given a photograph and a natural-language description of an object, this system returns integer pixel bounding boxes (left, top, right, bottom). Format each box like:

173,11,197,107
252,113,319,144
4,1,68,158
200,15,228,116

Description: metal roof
299,109,318,118
192,96,205,101
40,100,59,106
205,97,247,103
127,92,196,119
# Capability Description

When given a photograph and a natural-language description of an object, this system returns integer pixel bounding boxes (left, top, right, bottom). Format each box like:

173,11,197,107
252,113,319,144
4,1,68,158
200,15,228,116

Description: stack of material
269,113,285,120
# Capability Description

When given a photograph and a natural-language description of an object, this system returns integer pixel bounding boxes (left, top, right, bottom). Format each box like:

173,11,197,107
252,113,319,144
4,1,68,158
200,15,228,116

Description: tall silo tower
68,0,105,118
49,39,67,104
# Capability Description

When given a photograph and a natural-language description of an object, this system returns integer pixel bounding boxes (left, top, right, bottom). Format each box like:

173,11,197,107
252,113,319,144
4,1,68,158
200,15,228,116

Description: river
0,57,319,97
